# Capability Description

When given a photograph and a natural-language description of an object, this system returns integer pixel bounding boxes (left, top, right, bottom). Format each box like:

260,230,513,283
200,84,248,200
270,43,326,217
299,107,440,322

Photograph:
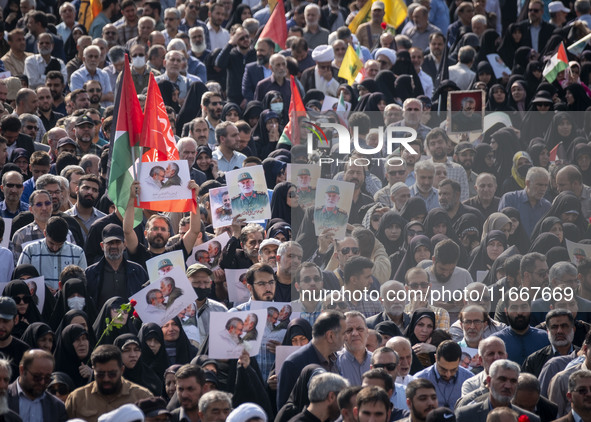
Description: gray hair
0,358,11,379
36,174,61,190
108,46,126,63
60,165,85,178
83,45,101,58
549,261,577,284
198,390,232,413
477,336,506,358
414,160,434,174
380,280,404,299
165,50,184,61
165,7,181,19
177,137,197,152
489,359,520,379
2,171,23,185
80,154,100,173
471,14,487,25
308,373,349,402
168,39,187,53
19,113,37,125
138,16,156,27
56,175,69,192
59,2,75,13
277,241,302,257
458,46,476,64
525,166,550,183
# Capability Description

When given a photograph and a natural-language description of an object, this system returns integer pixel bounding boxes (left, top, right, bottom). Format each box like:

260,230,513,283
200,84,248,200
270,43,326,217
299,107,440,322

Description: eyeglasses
94,370,119,379
33,200,52,208
300,276,322,284
388,170,406,176
253,280,275,287
238,36,249,41
27,372,52,383
340,247,359,255
462,319,484,326
25,125,39,131
373,363,397,371
12,296,31,304
574,387,591,395
46,189,61,196
4,183,23,188
408,282,430,289
407,229,424,236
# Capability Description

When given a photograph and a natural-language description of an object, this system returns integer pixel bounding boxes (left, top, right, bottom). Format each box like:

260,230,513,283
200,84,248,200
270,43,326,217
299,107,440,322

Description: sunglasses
4,183,23,188
12,296,31,304
25,125,39,131
94,370,119,379
33,201,52,208
340,247,359,255
373,363,397,371
48,384,69,395
408,282,430,289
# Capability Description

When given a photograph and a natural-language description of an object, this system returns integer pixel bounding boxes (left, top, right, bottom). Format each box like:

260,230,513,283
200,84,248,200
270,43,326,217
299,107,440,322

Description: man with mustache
455,360,540,422
65,174,105,243
401,378,438,422
65,345,152,422
522,309,576,377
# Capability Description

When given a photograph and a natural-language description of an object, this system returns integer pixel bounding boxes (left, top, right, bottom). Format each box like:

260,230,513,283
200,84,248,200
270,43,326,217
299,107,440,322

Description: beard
252,288,273,301
106,249,124,260
148,233,167,249
90,94,101,104
508,314,530,331
191,40,206,55
490,387,513,405
97,378,122,395
77,194,95,208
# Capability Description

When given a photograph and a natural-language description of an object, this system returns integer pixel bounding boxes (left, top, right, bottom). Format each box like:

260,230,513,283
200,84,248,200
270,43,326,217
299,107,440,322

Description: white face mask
67,297,85,311
270,102,283,113
132,55,146,68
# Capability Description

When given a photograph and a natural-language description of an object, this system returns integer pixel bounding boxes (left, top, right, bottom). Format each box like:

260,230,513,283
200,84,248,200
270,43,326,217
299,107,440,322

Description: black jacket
517,20,556,51
219,236,256,270
85,256,148,307
215,44,256,104
8,380,67,421
522,344,580,378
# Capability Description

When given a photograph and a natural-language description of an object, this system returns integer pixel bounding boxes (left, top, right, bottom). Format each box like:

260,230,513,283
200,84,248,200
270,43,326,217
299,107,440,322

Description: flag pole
130,146,140,207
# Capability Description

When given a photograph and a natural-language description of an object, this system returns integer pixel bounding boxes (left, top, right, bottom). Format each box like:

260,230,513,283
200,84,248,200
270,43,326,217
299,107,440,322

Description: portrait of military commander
231,171,269,214
451,95,482,132
314,184,348,230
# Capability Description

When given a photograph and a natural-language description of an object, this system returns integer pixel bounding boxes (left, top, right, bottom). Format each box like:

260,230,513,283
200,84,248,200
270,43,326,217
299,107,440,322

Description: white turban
374,48,397,65
312,44,335,62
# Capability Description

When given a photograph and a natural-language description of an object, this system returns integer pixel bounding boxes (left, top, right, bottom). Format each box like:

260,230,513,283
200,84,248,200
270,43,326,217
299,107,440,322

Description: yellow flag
338,45,363,85
348,0,407,33
78,0,102,31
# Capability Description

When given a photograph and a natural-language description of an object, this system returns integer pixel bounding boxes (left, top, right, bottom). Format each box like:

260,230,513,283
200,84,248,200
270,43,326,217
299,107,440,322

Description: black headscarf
490,127,522,185
564,222,582,243
574,143,591,185
176,81,209,136
467,230,507,279
354,92,385,126
394,235,432,281
162,317,196,365
500,207,531,253
486,84,513,111
263,157,286,190
375,211,407,255
337,84,358,110
225,4,251,28
157,80,180,114
528,233,561,254
473,143,496,174
11,264,55,320
547,246,571,268
543,111,581,154
276,364,326,422
532,191,587,236
2,280,42,338
271,182,302,226
268,221,292,241
64,24,88,62
20,322,54,352
374,70,397,104
526,140,549,168
497,23,524,69
400,197,427,223
221,102,243,122
512,47,532,75
281,318,312,346
475,30,500,67
253,109,281,160
54,309,97,346
114,333,163,396
49,278,97,330
523,62,544,99
138,323,170,383
92,297,137,347
566,83,591,129
53,324,92,388
394,75,417,103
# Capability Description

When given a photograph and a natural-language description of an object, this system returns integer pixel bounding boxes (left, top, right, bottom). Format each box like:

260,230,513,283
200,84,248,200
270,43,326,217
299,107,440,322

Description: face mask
67,297,85,311
517,164,532,178
270,103,283,113
132,56,146,68
194,287,211,301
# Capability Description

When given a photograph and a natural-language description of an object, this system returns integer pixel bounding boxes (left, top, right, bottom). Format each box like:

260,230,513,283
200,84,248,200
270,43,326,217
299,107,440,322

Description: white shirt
313,67,339,97
206,23,230,52
24,54,68,89
418,69,434,98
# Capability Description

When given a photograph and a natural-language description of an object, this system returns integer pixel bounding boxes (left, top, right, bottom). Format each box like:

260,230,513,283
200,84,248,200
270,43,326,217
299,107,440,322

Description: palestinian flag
543,43,568,83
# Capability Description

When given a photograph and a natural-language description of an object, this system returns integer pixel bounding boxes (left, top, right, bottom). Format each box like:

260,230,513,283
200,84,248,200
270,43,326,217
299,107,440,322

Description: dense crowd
2,0,591,421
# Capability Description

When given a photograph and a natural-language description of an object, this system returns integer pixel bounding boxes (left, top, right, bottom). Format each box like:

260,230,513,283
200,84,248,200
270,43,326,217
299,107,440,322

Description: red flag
549,143,561,162
279,76,306,146
259,0,287,49
140,74,180,162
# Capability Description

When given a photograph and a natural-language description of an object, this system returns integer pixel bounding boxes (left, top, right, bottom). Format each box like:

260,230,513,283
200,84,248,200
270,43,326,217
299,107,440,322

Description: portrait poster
276,345,303,377
146,250,186,282
210,186,233,229
566,239,591,266
225,268,250,306
447,90,485,134
321,95,352,115
250,301,301,346
25,276,45,313
287,164,321,209
138,160,192,204
0,218,11,248
226,166,271,222
130,268,197,326
208,309,267,359
186,232,231,269
486,54,511,78
313,179,354,239
460,346,481,371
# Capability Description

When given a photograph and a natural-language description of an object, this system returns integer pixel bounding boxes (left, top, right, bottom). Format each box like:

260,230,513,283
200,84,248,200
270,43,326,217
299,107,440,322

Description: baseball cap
549,1,570,13
260,238,281,251
102,224,124,243
186,263,213,276
454,142,476,155
371,1,385,10
0,297,17,320
136,397,171,418
57,137,77,149
76,114,95,127
425,408,456,422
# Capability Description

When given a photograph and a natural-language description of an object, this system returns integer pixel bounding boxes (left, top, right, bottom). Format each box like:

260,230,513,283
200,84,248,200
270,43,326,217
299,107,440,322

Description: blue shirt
498,189,550,238
17,379,44,422
21,177,35,204
69,66,113,95
492,326,550,366
337,349,372,386
0,200,28,218
415,363,474,408
410,184,440,211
